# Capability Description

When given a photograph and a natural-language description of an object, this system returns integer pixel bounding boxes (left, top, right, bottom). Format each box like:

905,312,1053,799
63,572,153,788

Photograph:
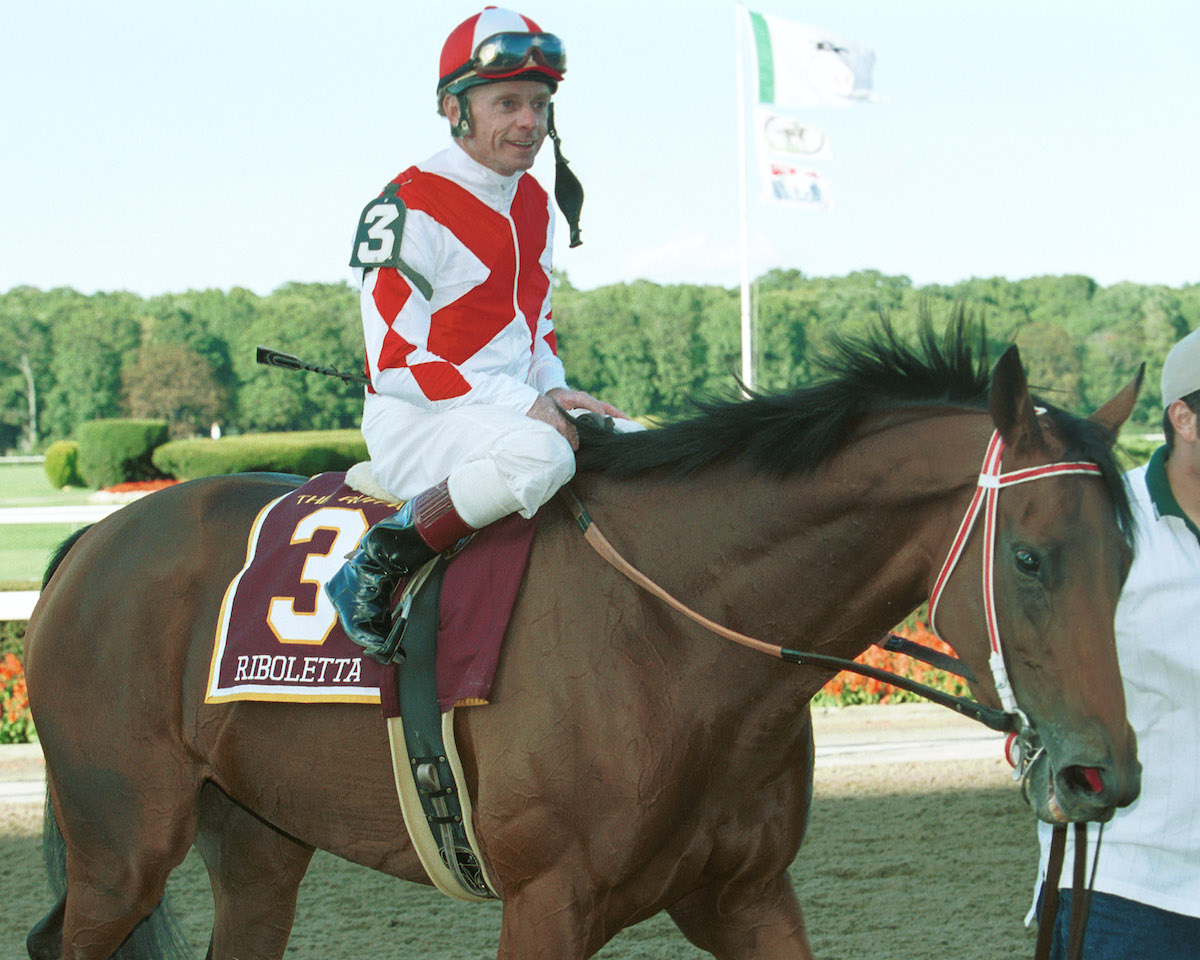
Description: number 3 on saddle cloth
205,470,537,712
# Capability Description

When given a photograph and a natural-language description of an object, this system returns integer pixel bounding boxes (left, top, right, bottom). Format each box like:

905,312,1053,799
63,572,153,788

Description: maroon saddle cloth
206,471,538,711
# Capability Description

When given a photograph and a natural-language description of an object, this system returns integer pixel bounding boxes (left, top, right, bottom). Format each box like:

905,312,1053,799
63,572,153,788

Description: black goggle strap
549,103,583,248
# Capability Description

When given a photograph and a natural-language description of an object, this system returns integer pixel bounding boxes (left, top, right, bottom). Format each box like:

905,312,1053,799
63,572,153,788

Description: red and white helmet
437,7,566,98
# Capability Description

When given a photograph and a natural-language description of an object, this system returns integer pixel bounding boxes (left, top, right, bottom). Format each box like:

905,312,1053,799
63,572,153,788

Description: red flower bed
101,479,180,494
1,653,33,744
813,621,969,707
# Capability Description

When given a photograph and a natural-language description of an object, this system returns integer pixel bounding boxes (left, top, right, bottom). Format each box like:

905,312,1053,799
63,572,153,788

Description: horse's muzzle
1023,748,1142,824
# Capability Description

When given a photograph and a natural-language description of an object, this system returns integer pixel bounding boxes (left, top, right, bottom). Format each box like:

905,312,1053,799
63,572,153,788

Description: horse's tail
41,525,92,589
29,794,191,960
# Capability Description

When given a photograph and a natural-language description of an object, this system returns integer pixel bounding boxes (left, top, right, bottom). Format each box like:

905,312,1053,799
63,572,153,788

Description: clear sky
3,1,1197,299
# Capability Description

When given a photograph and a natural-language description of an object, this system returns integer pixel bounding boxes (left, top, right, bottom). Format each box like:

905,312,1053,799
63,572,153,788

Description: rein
558,487,1014,731
1036,824,1102,960
561,427,1102,739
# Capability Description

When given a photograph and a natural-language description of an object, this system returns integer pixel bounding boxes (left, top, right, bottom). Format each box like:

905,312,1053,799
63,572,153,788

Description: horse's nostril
1063,765,1105,795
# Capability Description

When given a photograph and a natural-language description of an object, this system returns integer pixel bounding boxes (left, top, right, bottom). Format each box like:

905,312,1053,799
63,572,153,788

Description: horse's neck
570,410,987,665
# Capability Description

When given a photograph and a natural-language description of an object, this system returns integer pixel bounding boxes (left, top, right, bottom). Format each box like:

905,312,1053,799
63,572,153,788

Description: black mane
574,316,1134,537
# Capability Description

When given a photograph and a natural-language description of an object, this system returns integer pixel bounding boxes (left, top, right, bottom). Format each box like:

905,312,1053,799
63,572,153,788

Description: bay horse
25,320,1141,960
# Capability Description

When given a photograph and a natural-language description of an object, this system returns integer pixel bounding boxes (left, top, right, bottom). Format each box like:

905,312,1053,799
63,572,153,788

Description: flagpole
734,2,754,392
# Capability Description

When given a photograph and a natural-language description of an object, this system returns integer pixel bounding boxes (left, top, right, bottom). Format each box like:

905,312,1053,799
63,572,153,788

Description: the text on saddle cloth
205,471,538,712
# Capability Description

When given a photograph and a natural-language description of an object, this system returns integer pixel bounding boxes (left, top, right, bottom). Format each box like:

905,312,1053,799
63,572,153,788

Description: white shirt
1033,449,1200,918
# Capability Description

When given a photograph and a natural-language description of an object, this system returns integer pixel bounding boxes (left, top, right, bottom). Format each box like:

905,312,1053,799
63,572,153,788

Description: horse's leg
668,714,817,960
495,876,603,960
667,873,814,960
194,781,314,960
48,768,195,960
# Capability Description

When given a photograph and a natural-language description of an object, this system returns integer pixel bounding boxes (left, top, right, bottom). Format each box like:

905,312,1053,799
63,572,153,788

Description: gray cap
1161,327,1200,408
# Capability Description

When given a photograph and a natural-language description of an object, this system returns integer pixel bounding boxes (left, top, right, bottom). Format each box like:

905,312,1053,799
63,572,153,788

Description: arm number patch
350,195,406,268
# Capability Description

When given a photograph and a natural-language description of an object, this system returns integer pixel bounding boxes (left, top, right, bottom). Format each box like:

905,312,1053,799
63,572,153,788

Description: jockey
326,6,637,660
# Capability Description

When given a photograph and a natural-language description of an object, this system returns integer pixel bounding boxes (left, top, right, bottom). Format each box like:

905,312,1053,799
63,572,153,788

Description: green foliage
0,620,25,658
1116,433,1162,470
43,439,84,488
123,341,224,438
2,275,1198,447
152,429,368,479
76,419,169,488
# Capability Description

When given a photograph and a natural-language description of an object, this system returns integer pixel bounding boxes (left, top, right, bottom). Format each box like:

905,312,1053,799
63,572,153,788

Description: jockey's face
449,80,551,177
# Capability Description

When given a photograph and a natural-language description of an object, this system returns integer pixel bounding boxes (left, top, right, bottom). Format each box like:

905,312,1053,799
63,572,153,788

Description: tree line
2,270,1197,453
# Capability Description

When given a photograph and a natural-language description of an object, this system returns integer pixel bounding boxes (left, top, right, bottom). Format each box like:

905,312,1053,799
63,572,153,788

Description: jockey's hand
529,390,633,450
544,388,632,422
527,392,580,450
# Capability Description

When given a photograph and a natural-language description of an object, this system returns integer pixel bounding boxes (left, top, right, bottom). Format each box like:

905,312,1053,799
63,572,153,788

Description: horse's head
933,345,1142,824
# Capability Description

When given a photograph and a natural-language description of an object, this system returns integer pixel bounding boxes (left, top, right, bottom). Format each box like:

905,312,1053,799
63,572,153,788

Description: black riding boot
325,479,474,660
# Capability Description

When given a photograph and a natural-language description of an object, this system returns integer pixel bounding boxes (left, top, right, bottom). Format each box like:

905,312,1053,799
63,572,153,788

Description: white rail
1,504,123,620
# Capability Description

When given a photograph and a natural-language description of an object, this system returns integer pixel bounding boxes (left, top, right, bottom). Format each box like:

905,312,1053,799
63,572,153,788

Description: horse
24,320,1142,960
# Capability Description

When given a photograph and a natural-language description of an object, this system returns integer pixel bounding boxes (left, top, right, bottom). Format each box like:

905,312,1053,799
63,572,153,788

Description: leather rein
1036,823,1103,960
561,428,1101,740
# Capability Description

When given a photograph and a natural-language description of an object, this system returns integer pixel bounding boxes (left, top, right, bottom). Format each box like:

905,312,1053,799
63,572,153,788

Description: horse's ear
1089,364,1145,442
989,344,1044,451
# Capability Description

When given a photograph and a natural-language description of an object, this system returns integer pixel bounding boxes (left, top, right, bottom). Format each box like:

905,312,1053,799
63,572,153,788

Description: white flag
746,9,876,108
762,162,832,209
754,107,832,160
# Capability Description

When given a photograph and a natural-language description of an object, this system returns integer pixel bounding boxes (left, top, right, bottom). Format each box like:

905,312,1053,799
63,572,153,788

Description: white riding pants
362,393,576,529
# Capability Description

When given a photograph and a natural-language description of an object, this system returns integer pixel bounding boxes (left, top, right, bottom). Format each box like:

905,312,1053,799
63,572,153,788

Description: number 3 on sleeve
348,190,433,299
350,195,405,267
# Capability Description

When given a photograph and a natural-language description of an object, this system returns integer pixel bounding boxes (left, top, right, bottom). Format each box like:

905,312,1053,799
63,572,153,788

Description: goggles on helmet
475,32,564,75
441,32,566,95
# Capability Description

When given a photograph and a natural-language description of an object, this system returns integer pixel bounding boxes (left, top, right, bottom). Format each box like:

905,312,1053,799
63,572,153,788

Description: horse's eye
1015,548,1041,576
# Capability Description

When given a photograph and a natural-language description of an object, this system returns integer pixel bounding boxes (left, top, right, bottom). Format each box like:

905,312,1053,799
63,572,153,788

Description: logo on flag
762,162,832,209
746,9,876,109
755,107,831,159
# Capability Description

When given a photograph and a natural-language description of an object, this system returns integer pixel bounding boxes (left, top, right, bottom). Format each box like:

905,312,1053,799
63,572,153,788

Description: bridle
927,428,1101,772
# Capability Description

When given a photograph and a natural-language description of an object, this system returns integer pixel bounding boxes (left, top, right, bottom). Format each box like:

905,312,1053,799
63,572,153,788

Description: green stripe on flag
749,10,774,104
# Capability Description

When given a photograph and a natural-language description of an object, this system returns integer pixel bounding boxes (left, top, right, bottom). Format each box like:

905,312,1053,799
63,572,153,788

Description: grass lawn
0,462,95,591
0,462,94,507
0,524,77,587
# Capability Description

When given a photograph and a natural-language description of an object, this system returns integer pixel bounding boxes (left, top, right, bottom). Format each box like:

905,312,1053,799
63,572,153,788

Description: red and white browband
928,429,1102,722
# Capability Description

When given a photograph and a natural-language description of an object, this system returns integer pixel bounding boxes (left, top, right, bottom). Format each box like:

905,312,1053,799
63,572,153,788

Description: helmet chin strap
450,92,472,138
547,103,583,247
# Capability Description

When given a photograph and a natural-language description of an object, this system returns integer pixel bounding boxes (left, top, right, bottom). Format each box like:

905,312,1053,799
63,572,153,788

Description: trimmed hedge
76,419,168,488
43,439,85,488
152,429,368,480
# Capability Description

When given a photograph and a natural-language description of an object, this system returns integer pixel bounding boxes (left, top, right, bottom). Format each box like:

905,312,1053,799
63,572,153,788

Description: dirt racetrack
2,752,1042,960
